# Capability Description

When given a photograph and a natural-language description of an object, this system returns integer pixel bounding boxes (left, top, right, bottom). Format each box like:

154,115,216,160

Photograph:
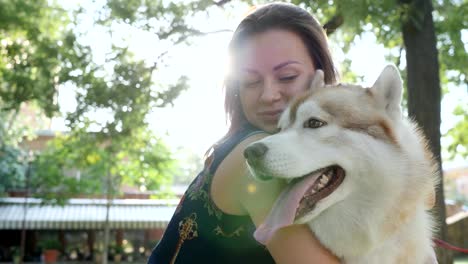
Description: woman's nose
260,80,281,103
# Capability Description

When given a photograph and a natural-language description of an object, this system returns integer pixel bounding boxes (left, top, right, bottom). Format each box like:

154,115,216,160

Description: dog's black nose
243,142,268,161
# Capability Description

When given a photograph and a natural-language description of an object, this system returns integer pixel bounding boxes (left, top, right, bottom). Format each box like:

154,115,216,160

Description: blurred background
0,0,466,263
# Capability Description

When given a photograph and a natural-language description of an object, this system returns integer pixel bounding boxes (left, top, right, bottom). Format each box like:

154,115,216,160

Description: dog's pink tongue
254,173,320,245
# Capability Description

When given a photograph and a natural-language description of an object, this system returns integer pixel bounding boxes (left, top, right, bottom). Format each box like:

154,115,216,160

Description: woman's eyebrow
273,60,301,71
241,60,301,73
241,68,259,74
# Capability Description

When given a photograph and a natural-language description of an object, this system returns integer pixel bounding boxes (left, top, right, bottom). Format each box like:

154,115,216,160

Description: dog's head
244,65,433,246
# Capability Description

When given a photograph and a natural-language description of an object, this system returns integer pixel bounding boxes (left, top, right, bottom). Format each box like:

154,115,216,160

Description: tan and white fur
244,65,438,263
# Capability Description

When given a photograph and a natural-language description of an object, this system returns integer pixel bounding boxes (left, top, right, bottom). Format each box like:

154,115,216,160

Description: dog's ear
309,69,325,92
424,187,436,209
371,65,403,120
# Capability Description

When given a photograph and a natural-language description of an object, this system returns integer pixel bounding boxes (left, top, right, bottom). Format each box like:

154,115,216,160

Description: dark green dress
148,124,274,264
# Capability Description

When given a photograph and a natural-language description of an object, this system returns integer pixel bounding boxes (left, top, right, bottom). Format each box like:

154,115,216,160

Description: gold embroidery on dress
213,225,245,238
187,171,223,219
186,150,223,220
170,213,198,264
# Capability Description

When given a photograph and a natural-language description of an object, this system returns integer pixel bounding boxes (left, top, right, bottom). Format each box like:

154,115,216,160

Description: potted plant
41,239,61,264
93,247,103,264
113,245,124,263
10,247,21,264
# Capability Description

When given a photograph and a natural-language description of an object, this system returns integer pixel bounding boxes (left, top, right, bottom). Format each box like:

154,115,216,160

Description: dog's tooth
320,177,329,185
307,188,316,196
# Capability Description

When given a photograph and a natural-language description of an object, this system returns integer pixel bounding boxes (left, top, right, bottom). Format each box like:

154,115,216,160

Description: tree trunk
102,168,112,264
103,199,110,264
19,159,32,264
401,0,451,263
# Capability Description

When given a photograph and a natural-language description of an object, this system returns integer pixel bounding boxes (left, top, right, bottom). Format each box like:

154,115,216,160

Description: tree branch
396,46,404,68
323,14,344,36
6,108,20,134
213,0,233,6
188,28,233,37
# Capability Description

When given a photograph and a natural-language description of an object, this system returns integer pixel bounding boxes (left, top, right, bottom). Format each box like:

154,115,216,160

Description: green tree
1,0,237,261
0,0,189,194
0,1,201,262
446,105,468,160
0,0,79,196
0,143,27,194
31,126,177,201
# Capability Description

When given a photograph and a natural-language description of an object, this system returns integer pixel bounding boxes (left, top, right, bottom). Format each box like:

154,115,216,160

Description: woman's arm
216,133,339,264
266,224,340,264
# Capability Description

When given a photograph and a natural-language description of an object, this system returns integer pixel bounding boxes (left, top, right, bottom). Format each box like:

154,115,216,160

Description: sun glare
148,31,233,156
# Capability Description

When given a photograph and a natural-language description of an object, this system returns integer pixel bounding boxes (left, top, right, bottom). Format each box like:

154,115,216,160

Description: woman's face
235,29,316,133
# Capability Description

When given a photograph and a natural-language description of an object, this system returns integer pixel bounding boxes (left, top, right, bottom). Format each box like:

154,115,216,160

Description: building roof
0,198,178,230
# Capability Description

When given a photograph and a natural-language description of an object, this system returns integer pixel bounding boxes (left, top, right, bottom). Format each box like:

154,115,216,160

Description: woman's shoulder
208,123,266,175
211,130,284,223
213,124,266,155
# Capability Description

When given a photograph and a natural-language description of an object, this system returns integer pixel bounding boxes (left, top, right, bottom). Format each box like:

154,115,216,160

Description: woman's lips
258,109,283,121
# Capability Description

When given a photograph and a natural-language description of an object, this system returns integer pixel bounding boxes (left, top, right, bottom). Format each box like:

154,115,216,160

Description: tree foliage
30,127,177,204
0,143,27,194
0,0,89,116
0,0,75,195
0,0,205,198
103,0,227,42
446,104,468,159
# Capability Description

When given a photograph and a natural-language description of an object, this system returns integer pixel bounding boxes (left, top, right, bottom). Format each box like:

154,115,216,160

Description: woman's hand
267,224,340,264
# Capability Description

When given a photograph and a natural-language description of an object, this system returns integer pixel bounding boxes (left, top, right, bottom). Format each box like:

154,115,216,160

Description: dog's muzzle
244,142,268,160
243,142,273,181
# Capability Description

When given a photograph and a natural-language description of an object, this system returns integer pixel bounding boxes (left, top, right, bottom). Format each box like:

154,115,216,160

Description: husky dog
244,65,438,263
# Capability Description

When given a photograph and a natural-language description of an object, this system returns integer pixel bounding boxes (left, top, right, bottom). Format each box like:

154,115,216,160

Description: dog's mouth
254,165,346,245
294,165,346,220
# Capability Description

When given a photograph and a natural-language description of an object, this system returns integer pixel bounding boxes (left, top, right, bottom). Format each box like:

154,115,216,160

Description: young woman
148,3,339,263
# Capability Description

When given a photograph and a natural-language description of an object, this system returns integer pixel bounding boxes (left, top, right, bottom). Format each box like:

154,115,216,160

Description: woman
148,3,339,263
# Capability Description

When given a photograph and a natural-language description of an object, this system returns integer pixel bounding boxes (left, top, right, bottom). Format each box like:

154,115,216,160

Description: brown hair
222,2,338,139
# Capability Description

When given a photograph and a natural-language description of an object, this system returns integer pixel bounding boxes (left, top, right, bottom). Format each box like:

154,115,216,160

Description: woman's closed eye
279,75,298,82
241,79,262,88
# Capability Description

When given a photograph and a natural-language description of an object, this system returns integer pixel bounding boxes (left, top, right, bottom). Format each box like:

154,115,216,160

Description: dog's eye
304,118,326,129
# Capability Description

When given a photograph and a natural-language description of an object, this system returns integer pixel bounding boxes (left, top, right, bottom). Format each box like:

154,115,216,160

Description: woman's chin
258,122,279,133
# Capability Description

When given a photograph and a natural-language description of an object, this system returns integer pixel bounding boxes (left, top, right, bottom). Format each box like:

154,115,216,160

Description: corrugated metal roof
0,198,178,230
